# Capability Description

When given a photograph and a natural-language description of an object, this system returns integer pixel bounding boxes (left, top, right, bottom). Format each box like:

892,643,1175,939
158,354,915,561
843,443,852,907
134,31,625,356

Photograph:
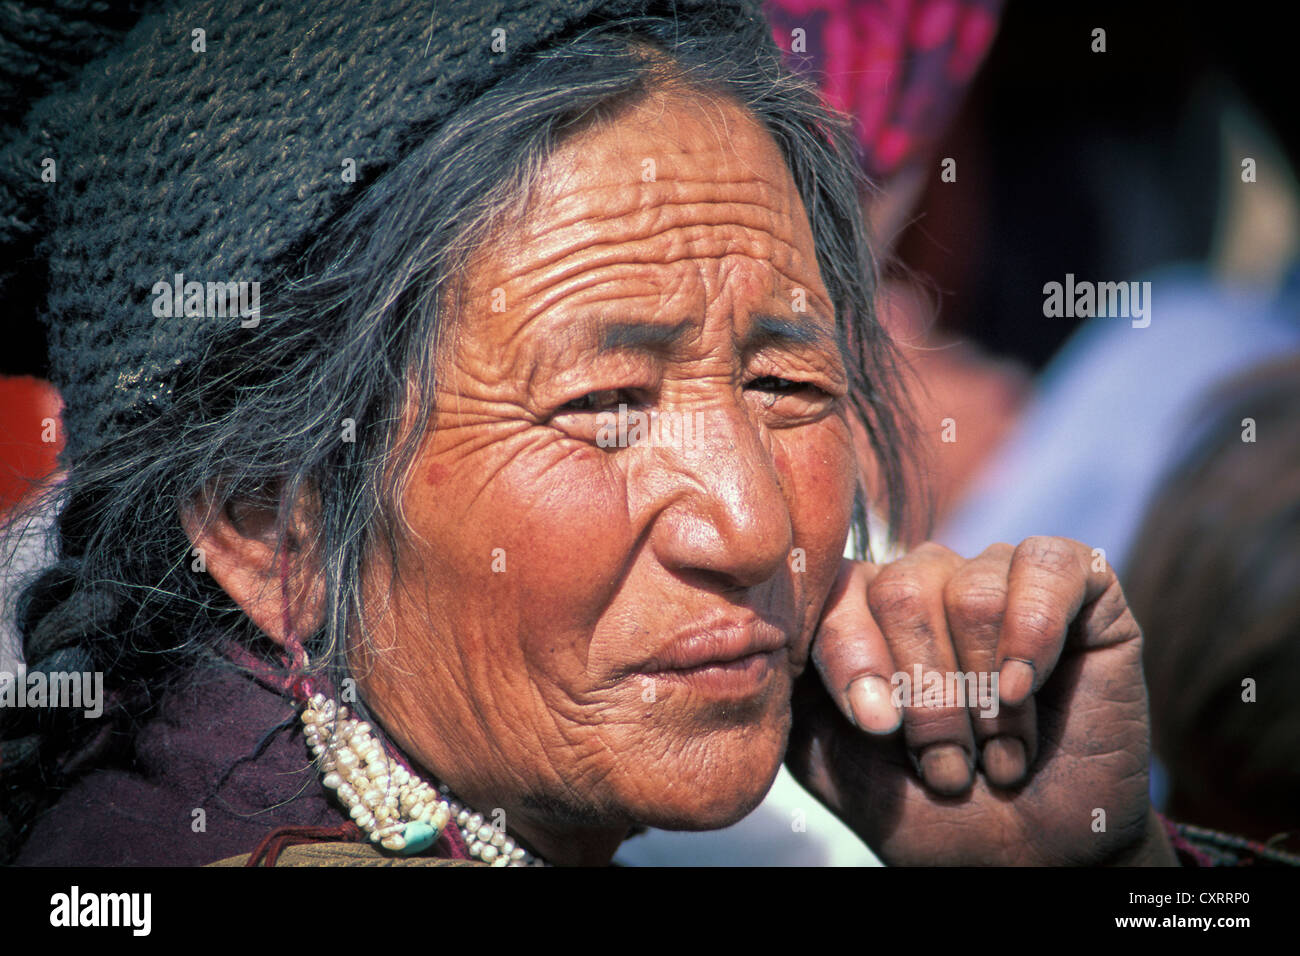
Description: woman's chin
618,723,790,833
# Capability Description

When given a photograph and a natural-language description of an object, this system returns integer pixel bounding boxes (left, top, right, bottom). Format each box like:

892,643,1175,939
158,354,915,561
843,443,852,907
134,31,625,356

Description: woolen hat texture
0,0,772,461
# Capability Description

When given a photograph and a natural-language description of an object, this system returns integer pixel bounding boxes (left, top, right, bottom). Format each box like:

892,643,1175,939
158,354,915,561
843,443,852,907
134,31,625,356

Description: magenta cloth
763,0,1003,180
15,667,342,866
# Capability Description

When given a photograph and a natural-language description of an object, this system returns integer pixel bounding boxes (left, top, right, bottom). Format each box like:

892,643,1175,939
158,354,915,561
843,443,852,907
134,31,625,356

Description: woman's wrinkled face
355,91,858,861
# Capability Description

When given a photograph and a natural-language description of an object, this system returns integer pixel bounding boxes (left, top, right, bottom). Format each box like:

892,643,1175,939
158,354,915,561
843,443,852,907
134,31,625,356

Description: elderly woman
0,0,1173,867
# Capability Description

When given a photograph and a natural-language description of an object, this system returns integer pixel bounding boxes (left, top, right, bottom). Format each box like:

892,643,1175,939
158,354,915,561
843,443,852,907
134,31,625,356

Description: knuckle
868,571,928,623
1016,535,1081,578
944,578,1008,632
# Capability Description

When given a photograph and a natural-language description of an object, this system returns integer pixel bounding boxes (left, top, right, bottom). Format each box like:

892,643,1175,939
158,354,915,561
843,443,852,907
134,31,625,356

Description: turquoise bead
399,821,440,855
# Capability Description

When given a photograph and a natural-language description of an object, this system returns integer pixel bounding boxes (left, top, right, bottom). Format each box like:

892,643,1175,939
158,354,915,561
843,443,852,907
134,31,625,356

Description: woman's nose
638,400,794,590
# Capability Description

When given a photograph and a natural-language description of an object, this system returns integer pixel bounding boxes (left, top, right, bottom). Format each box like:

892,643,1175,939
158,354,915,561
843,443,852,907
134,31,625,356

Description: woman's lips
633,620,789,697
644,649,784,697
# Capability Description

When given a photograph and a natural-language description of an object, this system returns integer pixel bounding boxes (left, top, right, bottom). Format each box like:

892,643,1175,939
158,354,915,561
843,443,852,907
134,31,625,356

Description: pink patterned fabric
764,0,1003,180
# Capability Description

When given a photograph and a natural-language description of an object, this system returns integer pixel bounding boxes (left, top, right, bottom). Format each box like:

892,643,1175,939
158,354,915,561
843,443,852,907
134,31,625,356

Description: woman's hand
786,538,1177,865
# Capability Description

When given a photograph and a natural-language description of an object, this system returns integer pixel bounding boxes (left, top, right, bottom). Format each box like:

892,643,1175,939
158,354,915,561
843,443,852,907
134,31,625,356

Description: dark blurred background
895,0,1296,370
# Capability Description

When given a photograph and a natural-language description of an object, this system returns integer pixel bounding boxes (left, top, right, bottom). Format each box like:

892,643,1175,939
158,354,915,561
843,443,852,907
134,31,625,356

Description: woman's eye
550,388,646,446
744,375,834,421
559,389,632,413
746,376,826,404
747,375,806,393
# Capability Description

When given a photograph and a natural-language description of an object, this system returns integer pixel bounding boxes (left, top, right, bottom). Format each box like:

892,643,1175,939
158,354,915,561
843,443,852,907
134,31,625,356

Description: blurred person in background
1125,355,1300,861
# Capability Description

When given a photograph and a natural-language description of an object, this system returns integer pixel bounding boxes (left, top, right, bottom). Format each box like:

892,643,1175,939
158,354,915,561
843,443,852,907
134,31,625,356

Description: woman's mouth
633,617,789,698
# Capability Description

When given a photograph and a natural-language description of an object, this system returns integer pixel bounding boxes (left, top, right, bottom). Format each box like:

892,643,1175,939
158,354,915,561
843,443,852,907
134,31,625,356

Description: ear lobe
179,485,326,647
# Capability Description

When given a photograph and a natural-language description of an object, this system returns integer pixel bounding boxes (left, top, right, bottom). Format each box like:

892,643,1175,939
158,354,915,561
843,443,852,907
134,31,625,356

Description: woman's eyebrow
593,315,836,353
524,318,690,385
599,318,695,352
745,314,838,352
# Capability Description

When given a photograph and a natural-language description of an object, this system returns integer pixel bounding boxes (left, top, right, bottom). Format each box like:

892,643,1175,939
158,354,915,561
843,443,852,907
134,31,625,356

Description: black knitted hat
1,0,772,461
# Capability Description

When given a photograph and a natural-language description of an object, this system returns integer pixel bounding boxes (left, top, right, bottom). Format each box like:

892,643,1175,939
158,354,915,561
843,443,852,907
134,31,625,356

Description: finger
867,542,975,795
997,536,1115,707
810,559,901,734
943,542,1038,787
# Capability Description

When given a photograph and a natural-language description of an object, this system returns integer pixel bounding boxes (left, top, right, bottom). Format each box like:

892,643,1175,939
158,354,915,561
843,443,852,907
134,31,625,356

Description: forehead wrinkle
605,84,785,208
501,221,809,326
521,175,786,243
511,198,803,289
458,96,834,398
530,88,788,220
480,221,832,369
497,246,837,390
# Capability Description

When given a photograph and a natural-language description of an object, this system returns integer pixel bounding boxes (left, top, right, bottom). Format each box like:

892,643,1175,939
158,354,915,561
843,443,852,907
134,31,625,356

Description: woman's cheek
473,440,635,621
775,417,858,627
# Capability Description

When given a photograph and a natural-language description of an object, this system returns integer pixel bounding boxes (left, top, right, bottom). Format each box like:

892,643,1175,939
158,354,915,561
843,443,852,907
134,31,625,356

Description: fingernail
981,736,1027,787
848,675,902,734
998,658,1036,705
918,743,973,794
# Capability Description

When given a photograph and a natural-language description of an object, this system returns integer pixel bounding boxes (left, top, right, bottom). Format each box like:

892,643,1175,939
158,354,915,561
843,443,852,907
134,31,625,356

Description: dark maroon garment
15,667,342,866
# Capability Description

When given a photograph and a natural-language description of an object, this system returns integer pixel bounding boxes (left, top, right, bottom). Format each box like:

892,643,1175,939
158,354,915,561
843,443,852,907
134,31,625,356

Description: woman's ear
179,483,326,647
